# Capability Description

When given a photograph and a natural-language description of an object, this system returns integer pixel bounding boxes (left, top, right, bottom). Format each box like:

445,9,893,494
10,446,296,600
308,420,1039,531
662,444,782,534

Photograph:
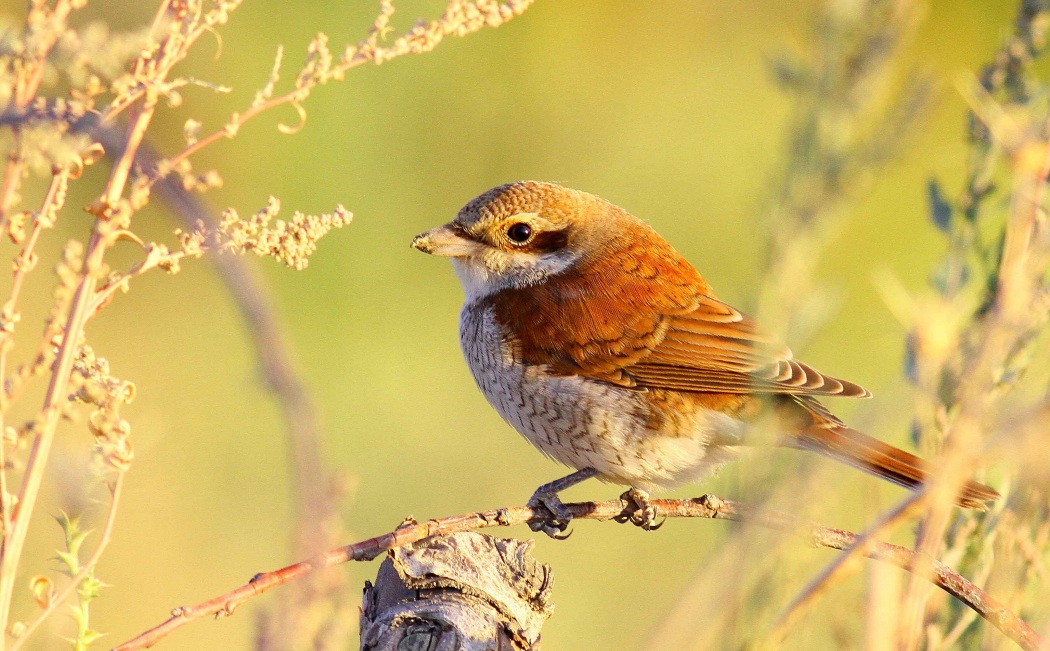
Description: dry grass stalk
0,1,534,649
641,1,1050,649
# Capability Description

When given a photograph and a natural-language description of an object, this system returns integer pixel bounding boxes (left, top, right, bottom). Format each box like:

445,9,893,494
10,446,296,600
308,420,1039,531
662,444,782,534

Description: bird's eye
506,222,533,243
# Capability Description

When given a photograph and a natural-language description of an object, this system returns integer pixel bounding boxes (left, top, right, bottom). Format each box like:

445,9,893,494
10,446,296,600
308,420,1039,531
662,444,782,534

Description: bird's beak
411,224,477,257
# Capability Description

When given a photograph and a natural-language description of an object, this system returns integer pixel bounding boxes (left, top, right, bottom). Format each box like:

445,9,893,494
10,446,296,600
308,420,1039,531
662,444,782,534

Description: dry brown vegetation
0,0,1046,650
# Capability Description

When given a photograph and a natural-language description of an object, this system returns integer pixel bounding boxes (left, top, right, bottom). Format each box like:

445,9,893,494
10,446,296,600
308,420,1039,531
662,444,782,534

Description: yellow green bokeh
0,1,1029,649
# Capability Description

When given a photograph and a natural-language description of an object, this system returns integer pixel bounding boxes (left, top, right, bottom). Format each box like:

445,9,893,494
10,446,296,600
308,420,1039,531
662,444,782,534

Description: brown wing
486,223,869,398
628,294,871,397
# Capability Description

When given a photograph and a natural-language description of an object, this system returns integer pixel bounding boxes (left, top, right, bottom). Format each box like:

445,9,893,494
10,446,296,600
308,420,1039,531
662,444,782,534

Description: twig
10,472,125,651
111,495,1041,651
0,20,168,640
752,492,925,650
146,0,535,190
902,120,1050,649
0,168,67,542
0,0,78,231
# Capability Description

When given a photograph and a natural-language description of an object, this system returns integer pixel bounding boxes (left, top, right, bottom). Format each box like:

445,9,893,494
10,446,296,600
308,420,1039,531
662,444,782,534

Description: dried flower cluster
0,0,534,649
177,197,354,271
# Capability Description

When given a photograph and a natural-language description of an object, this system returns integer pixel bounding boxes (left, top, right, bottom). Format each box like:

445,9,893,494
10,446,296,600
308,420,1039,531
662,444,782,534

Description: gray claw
526,469,599,540
528,492,574,539
618,488,663,532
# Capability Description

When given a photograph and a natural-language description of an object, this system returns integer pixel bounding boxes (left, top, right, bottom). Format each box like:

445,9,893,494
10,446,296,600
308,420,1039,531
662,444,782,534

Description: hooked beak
411,224,477,257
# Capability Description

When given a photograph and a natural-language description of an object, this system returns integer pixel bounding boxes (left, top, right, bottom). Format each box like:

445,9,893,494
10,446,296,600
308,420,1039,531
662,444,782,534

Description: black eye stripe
522,229,568,253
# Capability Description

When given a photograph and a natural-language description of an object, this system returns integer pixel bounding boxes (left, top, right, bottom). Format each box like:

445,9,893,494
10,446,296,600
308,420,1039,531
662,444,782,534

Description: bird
411,180,999,537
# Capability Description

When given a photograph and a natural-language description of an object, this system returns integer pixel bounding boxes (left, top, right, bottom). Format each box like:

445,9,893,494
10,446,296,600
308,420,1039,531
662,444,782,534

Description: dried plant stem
0,160,22,229
99,0,230,125
0,164,72,641
151,93,309,186
752,492,924,650
112,495,1039,651
0,169,67,391
0,0,77,230
0,264,94,642
9,472,125,651
0,53,162,642
0,168,66,543
101,96,157,208
902,135,1050,646
148,0,535,188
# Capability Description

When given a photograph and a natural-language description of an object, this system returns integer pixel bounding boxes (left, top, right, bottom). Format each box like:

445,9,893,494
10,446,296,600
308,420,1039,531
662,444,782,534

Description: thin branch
752,492,925,650
146,0,535,190
0,0,79,231
112,495,1041,651
0,169,67,544
0,19,167,639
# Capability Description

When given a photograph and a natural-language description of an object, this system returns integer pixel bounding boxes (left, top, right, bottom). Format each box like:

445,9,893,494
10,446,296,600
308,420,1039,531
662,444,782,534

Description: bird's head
412,181,632,300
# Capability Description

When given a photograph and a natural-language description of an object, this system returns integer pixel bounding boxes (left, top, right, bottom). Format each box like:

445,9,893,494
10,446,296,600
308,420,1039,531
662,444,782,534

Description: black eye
506,222,533,243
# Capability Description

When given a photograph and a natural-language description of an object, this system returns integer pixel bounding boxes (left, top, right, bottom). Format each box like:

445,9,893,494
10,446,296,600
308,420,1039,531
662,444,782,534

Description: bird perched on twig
412,181,999,537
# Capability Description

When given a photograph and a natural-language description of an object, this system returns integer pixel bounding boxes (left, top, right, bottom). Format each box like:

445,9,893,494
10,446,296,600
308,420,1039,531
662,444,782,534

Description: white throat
451,249,578,304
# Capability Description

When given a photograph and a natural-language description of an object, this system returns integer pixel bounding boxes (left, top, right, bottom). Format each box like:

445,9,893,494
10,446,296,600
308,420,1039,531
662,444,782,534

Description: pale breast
458,301,744,491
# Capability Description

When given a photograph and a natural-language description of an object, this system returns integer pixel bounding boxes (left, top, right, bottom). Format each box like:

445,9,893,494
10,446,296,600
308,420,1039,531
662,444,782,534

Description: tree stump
360,532,554,650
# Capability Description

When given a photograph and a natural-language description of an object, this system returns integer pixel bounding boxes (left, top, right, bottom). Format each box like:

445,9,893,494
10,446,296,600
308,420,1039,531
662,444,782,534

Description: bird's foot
526,468,600,539
616,487,664,531
527,489,574,539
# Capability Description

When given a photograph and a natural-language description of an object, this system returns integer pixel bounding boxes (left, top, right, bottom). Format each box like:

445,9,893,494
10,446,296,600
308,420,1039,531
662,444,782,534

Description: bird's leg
615,487,664,531
527,468,600,539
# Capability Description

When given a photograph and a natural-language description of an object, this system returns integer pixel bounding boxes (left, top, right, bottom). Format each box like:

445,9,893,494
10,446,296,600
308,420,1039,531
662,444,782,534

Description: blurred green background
0,0,1027,648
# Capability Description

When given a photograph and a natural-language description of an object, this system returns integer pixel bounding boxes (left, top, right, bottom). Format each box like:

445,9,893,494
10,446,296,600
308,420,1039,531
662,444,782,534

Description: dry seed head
203,198,352,269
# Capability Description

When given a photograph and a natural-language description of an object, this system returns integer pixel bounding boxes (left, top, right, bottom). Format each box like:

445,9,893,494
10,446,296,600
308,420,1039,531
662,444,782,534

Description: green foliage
55,514,105,651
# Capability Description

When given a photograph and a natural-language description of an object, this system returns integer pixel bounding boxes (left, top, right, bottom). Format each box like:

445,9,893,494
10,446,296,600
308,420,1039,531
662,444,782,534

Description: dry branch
0,0,537,646
112,495,1041,651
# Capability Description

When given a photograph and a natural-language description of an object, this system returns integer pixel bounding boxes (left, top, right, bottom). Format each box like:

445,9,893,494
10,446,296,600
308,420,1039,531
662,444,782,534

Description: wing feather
485,220,869,398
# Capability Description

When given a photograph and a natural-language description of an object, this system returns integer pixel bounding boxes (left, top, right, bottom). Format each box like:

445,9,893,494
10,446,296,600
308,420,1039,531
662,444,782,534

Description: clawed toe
526,468,599,540
616,487,664,531
529,517,572,539
528,492,575,539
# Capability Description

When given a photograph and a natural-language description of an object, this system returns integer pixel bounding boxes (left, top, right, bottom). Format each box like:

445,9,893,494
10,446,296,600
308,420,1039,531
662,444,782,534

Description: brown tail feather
791,425,1000,509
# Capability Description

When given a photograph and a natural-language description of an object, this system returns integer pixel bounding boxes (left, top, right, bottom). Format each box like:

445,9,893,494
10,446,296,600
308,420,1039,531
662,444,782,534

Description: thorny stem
9,472,125,651
112,495,1041,651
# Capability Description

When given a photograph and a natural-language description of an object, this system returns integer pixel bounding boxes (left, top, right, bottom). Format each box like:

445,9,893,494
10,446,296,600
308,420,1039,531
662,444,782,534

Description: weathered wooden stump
360,532,554,650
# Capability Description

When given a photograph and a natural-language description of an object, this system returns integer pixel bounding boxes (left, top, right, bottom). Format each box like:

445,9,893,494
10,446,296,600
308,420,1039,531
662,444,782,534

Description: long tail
790,424,999,509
